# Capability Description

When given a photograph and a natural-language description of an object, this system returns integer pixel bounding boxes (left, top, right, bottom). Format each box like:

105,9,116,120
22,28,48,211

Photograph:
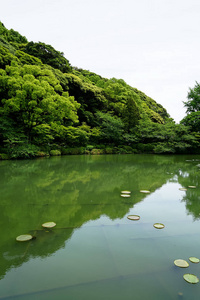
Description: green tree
181,111,200,133
0,64,80,144
23,42,71,73
95,112,124,145
122,94,140,132
135,120,196,154
181,82,200,135
65,73,107,125
0,45,17,69
184,81,200,113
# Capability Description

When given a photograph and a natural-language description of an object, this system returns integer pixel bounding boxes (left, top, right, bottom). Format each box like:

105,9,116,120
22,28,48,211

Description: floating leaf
179,188,187,191
121,194,131,197
121,191,131,194
153,223,165,229
188,186,196,188
174,259,189,268
140,190,150,193
16,234,33,242
42,222,56,228
189,257,200,263
127,215,140,221
183,274,199,284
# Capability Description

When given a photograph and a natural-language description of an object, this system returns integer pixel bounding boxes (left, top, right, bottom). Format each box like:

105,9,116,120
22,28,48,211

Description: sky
1,0,200,122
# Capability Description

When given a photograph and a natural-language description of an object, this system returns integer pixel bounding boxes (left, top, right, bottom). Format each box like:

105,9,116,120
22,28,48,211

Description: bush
0,153,10,160
104,148,113,154
61,147,85,155
36,151,49,157
50,150,61,156
9,144,39,159
117,145,133,154
86,145,94,151
90,149,104,155
153,143,175,154
136,143,154,153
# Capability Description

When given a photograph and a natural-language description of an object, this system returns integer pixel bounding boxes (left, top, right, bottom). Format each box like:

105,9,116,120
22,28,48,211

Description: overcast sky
1,0,200,122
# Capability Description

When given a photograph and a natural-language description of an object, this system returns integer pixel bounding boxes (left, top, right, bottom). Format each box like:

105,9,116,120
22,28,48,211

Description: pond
0,154,200,300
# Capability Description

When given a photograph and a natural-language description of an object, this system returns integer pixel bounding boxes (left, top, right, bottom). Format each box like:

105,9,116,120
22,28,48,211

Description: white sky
1,0,200,122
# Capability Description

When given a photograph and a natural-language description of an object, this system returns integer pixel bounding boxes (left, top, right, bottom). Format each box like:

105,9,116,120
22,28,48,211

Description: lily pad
16,234,33,242
189,257,200,263
127,215,140,221
179,188,187,191
121,194,131,197
174,259,189,268
183,273,199,284
188,186,196,188
153,223,165,229
140,190,150,193
42,222,56,228
121,191,131,194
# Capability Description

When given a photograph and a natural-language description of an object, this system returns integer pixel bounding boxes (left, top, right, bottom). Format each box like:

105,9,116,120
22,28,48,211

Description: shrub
9,144,39,159
86,145,94,151
36,151,49,157
91,149,104,155
0,153,10,160
50,150,61,156
104,148,113,154
61,147,85,155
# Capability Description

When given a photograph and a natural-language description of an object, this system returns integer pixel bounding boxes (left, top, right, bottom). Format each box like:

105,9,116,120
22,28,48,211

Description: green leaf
183,274,199,284
174,259,189,268
42,222,56,228
16,234,33,241
189,257,200,263
121,194,131,197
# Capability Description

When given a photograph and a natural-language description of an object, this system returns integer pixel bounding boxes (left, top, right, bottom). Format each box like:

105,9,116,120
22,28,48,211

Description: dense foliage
0,21,199,158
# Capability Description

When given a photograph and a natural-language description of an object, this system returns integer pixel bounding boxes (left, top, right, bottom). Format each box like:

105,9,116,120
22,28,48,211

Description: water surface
0,154,200,299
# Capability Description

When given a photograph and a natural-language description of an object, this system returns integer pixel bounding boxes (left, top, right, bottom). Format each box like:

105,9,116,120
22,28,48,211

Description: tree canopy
181,82,200,135
0,21,199,158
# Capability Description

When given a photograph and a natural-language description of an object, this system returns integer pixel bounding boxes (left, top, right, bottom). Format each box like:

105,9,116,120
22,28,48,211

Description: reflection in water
0,154,200,299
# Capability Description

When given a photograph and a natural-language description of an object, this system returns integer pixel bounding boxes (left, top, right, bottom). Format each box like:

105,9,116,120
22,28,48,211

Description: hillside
0,21,198,158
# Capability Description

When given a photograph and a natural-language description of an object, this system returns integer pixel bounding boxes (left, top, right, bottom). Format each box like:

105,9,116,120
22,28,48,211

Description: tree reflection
0,154,199,280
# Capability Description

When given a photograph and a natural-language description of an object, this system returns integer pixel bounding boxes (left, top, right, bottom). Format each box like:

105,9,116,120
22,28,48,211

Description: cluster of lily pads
16,222,56,242
121,189,151,198
174,258,199,284
179,185,197,191
122,189,199,284
121,190,165,229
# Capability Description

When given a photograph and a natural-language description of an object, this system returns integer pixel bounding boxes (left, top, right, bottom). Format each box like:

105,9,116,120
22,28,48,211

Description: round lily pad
127,215,140,221
179,188,187,191
188,186,196,188
121,191,131,194
121,194,131,197
42,222,56,228
174,259,189,268
153,223,165,229
183,273,199,284
140,190,150,193
189,257,200,263
16,234,33,242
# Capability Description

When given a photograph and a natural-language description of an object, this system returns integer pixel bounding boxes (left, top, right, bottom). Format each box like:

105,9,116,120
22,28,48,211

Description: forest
0,21,199,159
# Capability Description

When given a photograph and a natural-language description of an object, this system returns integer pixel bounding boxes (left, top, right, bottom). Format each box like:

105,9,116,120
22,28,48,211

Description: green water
0,154,200,300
